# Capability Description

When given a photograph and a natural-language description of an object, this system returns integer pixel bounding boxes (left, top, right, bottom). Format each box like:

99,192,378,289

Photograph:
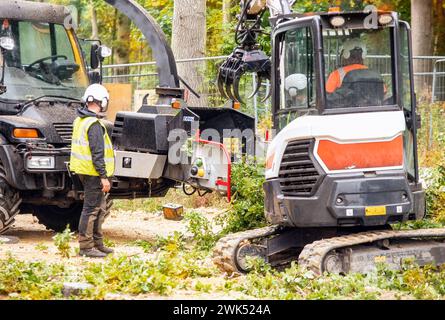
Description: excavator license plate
365,206,387,216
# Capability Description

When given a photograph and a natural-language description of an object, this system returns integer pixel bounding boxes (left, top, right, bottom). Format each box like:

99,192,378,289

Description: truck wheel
33,196,113,232
33,203,83,232
0,164,22,234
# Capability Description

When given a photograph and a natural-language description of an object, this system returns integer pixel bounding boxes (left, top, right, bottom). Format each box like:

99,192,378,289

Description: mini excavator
213,0,445,274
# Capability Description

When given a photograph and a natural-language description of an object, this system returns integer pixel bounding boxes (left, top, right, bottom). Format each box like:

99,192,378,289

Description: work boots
96,246,114,255
79,248,107,258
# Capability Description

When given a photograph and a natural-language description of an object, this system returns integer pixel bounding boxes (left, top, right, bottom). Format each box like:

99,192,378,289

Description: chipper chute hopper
100,0,256,202
110,104,255,201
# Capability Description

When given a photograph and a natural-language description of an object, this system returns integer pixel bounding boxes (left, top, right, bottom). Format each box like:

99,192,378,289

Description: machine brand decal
183,116,195,122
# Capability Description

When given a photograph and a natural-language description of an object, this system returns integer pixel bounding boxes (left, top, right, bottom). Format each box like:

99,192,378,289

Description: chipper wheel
33,195,113,232
0,163,22,234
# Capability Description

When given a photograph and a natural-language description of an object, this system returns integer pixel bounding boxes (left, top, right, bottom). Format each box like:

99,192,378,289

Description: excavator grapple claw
217,48,271,104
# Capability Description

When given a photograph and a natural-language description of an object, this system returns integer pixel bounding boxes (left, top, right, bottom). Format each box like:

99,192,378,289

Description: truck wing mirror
91,44,112,70
0,36,14,94
99,45,112,59
90,44,100,69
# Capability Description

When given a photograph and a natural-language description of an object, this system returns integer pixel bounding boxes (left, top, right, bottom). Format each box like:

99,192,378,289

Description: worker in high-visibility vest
70,84,115,258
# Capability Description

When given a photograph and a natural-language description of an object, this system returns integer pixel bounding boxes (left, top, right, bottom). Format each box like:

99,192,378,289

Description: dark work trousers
78,175,107,250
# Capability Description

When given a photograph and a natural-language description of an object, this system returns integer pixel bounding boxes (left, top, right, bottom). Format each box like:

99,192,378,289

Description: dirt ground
1,210,188,262
0,208,246,300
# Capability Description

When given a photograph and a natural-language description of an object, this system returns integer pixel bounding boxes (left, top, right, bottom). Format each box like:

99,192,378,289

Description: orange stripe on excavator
316,135,403,171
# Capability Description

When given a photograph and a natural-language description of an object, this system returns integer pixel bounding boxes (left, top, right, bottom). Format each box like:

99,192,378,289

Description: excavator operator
326,38,385,107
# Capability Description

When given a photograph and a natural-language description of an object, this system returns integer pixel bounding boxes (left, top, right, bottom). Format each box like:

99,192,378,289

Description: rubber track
213,225,280,274
298,228,445,275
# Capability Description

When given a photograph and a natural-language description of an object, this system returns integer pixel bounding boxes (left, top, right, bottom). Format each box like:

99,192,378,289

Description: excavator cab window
279,27,315,110
324,27,395,108
399,21,418,182
275,24,318,132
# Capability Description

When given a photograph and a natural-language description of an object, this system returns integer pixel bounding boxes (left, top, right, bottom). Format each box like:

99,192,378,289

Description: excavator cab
266,10,422,227
274,12,412,125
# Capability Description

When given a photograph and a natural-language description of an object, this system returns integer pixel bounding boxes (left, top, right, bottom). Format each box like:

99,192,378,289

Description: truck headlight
27,156,55,169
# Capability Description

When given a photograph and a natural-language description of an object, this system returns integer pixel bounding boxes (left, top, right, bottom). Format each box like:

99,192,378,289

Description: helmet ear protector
341,46,367,61
342,47,366,60
86,95,109,112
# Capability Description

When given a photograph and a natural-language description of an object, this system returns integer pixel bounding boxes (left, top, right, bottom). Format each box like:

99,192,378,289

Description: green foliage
132,231,185,253
82,249,216,298
52,226,75,258
417,102,445,167
4,248,445,300
415,100,445,224
132,239,154,253
223,260,445,300
103,238,116,248
393,218,444,230
423,165,445,223
35,243,49,251
217,159,267,234
194,280,212,293
0,255,66,300
184,211,219,251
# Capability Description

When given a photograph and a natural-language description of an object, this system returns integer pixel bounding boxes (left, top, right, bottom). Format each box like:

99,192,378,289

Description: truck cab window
0,20,86,103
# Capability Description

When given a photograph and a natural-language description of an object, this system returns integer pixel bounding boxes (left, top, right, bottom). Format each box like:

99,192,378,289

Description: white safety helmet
341,38,367,60
82,84,110,112
285,73,308,98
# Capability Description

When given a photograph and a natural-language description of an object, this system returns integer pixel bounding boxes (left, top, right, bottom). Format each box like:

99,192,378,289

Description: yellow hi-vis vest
69,116,115,177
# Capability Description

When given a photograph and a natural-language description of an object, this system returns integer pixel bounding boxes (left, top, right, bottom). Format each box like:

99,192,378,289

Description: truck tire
33,196,113,232
33,203,83,232
0,163,22,234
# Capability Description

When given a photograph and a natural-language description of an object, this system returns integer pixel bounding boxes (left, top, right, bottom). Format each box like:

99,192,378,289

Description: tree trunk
433,0,445,55
90,0,99,40
114,11,131,83
222,0,231,26
411,0,433,91
171,0,207,106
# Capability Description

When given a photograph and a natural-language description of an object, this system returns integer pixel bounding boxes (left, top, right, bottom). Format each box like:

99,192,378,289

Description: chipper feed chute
110,104,255,201
101,0,256,201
